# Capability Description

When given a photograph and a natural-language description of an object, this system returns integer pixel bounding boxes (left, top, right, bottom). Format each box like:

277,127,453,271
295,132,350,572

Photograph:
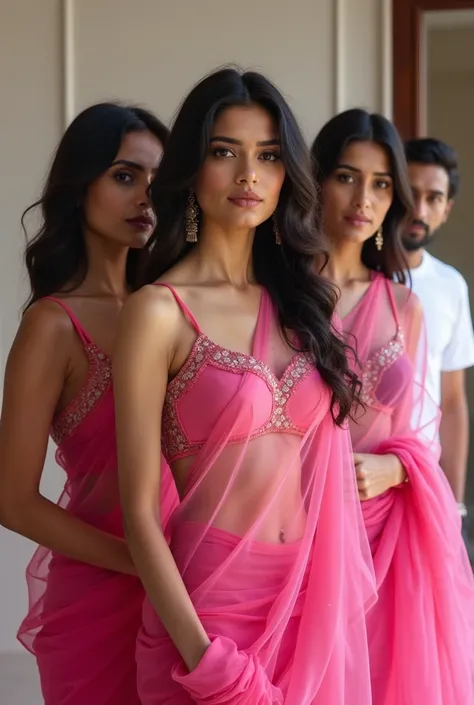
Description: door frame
393,0,474,139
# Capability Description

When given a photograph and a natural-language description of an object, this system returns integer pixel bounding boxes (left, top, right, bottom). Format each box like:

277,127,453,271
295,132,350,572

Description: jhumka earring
273,212,281,245
185,191,199,243
375,226,384,251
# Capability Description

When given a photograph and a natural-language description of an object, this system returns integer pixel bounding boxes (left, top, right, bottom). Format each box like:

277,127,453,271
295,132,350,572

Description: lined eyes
211,147,281,162
114,170,134,184
336,172,392,190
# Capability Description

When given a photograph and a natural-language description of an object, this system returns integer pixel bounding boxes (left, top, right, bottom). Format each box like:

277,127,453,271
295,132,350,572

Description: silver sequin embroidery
51,344,112,445
162,336,313,462
360,328,405,406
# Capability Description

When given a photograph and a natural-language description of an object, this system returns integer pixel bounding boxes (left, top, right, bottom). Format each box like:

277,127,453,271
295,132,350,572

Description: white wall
0,0,391,653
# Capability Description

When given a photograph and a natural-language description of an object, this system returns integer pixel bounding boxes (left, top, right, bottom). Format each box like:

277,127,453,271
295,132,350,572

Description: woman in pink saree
0,103,177,704
311,108,474,704
113,68,376,705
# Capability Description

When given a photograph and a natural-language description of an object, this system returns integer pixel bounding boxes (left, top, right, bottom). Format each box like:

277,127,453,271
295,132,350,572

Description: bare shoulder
3,300,75,400
10,299,78,361
119,284,183,337
115,284,187,378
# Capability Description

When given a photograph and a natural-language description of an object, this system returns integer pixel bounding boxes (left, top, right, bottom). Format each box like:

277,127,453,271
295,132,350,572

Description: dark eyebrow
336,163,392,178
111,159,145,171
411,186,445,198
209,136,280,147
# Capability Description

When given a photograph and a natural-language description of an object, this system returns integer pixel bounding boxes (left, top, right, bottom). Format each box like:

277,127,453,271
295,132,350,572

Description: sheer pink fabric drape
135,287,376,704
342,273,474,705
17,298,178,705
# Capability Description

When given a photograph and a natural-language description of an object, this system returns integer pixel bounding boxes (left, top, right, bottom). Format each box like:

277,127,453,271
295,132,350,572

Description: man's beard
402,219,436,252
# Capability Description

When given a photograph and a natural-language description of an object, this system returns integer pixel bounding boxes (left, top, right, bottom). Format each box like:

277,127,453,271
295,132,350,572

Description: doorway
393,1,474,513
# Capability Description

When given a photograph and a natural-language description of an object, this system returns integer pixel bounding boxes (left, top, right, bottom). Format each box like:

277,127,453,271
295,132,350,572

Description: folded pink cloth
172,636,283,705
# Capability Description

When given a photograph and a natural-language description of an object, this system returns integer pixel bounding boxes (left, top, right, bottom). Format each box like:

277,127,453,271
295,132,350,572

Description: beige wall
0,0,391,653
1,1,66,657
427,27,474,506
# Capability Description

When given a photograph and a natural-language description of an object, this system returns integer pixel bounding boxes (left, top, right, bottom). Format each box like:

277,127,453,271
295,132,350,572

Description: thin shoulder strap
153,283,202,334
384,278,401,328
42,297,91,346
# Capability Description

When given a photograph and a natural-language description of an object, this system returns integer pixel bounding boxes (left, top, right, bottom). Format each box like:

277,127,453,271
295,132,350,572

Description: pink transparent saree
342,273,474,704
17,299,178,705
135,285,376,705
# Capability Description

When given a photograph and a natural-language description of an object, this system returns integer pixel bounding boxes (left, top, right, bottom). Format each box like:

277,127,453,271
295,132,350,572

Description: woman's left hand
354,453,407,501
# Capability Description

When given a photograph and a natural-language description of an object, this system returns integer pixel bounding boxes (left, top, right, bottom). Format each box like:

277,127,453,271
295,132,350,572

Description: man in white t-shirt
403,138,474,549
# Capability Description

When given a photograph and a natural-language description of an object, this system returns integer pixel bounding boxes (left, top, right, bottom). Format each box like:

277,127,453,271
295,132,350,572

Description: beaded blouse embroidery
360,328,405,406
162,335,314,462
51,344,112,445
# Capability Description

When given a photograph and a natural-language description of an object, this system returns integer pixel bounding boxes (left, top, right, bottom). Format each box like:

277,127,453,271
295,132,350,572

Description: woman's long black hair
311,108,413,282
23,102,169,309
140,67,359,425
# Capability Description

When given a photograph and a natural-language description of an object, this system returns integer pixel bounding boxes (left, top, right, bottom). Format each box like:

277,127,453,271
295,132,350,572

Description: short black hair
404,137,459,199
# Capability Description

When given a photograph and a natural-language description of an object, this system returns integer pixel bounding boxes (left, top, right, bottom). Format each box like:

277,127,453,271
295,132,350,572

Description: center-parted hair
311,108,413,282
141,67,360,424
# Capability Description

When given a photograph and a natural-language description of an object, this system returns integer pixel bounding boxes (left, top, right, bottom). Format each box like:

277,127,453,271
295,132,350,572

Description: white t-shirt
409,251,474,406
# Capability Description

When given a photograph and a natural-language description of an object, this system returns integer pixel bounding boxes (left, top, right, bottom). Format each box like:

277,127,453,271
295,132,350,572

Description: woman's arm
0,303,135,575
354,452,406,500
113,286,210,671
353,286,424,500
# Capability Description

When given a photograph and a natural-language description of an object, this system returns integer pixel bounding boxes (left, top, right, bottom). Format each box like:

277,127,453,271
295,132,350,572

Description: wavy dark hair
22,102,169,309
311,108,413,282
140,67,359,425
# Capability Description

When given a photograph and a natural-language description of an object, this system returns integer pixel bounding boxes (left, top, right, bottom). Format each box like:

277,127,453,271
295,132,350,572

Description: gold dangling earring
185,191,199,243
375,226,383,251
273,212,281,245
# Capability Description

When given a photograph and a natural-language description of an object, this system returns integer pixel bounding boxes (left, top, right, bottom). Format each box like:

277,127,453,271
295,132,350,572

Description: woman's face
83,129,163,249
321,140,394,246
194,104,286,234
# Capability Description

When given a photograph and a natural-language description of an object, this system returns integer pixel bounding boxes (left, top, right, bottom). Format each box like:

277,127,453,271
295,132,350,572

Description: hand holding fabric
172,635,283,704
354,452,406,501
